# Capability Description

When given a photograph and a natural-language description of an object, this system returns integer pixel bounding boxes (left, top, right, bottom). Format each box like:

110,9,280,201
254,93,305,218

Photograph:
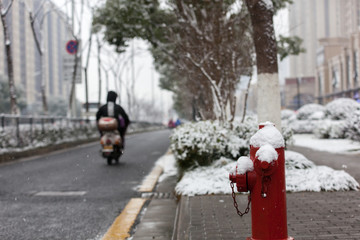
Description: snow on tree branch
185,52,226,121
1,0,13,17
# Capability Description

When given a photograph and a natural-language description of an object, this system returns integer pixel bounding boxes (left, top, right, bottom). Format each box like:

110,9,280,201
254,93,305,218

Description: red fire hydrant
229,122,294,240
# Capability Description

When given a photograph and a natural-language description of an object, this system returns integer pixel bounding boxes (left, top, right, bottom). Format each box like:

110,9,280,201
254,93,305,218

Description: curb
130,151,179,240
172,195,189,240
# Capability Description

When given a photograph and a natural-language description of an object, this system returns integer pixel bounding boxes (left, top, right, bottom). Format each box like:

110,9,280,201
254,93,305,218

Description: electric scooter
98,117,123,165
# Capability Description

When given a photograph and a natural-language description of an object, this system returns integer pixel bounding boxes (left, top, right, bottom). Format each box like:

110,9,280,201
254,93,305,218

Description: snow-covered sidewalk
292,134,360,154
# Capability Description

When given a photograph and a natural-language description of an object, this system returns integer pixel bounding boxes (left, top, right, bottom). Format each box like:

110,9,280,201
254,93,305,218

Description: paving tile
179,191,360,239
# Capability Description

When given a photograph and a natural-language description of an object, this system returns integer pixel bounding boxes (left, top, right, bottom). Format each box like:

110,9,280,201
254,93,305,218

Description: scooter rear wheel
107,157,112,165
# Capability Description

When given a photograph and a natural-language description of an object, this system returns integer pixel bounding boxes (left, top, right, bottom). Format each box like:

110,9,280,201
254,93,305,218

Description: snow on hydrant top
230,156,254,175
249,122,285,148
237,156,254,174
255,144,278,163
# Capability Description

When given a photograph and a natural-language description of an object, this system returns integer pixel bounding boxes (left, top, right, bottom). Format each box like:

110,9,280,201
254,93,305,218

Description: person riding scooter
96,91,130,148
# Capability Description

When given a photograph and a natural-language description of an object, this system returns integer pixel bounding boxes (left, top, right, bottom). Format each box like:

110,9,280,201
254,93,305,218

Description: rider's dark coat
96,91,130,138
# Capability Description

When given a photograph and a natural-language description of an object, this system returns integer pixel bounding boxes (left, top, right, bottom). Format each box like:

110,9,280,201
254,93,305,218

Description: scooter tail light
106,139,112,145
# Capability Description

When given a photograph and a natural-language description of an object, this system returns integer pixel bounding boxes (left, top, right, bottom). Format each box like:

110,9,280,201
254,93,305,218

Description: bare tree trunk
104,68,109,93
97,36,102,107
126,84,132,118
68,0,85,117
245,0,281,129
84,68,89,112
84,27,93,113
241,73,252,123
112,69,119,100
29,12,48,114
68,37,80,116
0,0,18,115
130,42,135,117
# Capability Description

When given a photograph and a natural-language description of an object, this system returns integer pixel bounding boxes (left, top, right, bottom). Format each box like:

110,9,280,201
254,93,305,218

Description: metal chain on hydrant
230,182,251,217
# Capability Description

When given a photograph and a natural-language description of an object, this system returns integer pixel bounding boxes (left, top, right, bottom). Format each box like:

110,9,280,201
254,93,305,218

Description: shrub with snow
296,103,325,120
170,120,250,172
170,118,294,172
0,122,98,154
288,103,325,134
232,116,258,145
282,124,294,147
175,157,235,196
314,120,347,139
345,110,360,141
285,151,359,192
325,98,360,120
290,119,321,134
286,99,360,140
284,150,315,170
0,121,165,155
281,109,296,122
308,111,325,120
174,151,359,196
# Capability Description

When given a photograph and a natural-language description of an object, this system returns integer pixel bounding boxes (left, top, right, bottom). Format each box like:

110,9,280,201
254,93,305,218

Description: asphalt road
0,129,171,240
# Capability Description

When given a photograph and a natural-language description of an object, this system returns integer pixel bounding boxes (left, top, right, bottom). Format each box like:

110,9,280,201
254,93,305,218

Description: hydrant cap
250,124,285,148
255,144,278,163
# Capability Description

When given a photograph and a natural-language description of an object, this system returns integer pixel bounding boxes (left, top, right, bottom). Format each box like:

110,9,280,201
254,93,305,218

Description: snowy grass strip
175,151,359,196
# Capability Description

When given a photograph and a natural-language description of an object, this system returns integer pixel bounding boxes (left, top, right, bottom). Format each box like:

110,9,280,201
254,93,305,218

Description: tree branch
1,0,14,17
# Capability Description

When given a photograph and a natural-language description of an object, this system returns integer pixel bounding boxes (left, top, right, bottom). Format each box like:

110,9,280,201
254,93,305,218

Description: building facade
0,0,77,114
316,35,360,103
288,0,360,106
284,77,315,110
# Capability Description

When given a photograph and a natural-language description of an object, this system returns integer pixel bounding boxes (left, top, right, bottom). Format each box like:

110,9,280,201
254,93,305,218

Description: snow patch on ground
175,157,234,196
156,154,178,182
286,166,358,192
155,134,360,196
285,150,359,192
174,151,359,196
292,134,360,154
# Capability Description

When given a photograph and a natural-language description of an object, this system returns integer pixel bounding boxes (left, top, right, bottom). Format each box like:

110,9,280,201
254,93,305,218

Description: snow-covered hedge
174,150,359,196
285,151,359,192
285,99,360,140
312,99,360,140
170,117,293,172
286,103,325,134
282,123,294,147
281,109,296,122
345,110,360,141
290,119,322,134
170,120,250,171
0,123,98,154
325,98,360,120
296,103,325,120
314,120,347,139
